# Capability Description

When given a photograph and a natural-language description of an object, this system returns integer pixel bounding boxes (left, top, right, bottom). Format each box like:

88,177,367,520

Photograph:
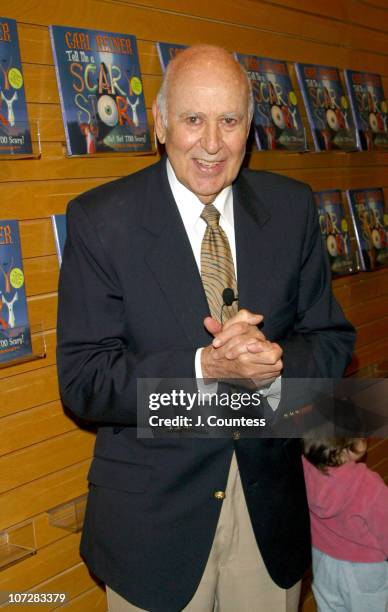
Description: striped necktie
200,204,238,322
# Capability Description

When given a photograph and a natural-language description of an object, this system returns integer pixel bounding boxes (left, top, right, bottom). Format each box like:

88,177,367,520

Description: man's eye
223,117,237,126
186,116,200,125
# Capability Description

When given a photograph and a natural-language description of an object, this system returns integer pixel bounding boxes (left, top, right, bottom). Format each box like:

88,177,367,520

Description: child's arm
366,470,388,558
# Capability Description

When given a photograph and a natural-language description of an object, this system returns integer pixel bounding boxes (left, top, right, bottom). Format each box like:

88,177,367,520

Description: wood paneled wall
0,1,387,610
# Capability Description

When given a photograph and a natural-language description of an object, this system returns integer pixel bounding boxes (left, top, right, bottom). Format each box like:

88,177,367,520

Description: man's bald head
156,44,254,127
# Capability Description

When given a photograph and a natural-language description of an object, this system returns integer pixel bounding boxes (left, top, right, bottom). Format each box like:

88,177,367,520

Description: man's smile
193,158,226,173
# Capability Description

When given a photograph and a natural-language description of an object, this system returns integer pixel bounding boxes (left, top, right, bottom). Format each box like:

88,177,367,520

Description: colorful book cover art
314,190,356,276
0,17,32,155
156,42,187,73
51,214,67,266
295,63,358,152
344,70,388,151
49,25,151,155
346,188,388,271
0,220,32,364
235,53,305,151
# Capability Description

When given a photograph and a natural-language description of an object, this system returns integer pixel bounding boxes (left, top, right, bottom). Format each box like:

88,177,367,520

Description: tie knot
201,204,220,228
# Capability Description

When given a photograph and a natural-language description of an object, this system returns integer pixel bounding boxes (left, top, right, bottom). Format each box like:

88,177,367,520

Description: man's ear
246,116,253,139
152,101,166,144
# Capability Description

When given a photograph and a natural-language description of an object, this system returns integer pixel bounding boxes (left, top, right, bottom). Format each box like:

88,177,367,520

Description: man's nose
200,122,222,154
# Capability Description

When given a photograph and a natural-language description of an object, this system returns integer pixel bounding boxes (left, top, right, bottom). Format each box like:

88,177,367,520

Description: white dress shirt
166,160,281,410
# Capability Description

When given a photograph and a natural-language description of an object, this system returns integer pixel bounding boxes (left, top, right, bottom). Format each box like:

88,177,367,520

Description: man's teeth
197,160,219,167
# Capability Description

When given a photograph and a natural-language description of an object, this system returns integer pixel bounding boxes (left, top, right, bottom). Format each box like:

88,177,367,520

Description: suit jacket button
233,431,240,440
214,491,226,500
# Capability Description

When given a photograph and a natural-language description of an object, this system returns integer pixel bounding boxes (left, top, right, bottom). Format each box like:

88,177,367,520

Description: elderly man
57,45,355,611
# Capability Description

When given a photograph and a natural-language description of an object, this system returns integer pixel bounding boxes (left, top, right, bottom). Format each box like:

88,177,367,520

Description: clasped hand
201,309,283,387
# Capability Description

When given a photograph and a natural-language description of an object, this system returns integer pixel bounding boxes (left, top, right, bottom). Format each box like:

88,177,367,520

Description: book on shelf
49,25,151,155
0,17,32,155
0,220,32,364
344,70,388,151
51,214,67,266
156,42,187,72
295,62,358,152
235,53,305,151
313,189,357,276
346,187,388,271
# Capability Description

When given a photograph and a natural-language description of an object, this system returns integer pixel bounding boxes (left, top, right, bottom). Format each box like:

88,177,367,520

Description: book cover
235,53,305,151
49,25,151,155
344,70,388,151
314,189,356,276
51,214,67,266
295,63,358,152
0,17,32,155
0,220,32,364
346,188,388,271
156,42,187,72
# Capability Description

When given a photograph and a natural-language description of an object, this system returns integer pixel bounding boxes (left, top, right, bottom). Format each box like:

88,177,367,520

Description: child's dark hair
302,437,364,473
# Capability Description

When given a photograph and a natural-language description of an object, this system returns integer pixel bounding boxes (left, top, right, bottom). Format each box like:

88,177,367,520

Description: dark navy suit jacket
57,158,355,611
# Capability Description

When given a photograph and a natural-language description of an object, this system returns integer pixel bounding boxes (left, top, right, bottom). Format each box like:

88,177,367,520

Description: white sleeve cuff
259,376,282,411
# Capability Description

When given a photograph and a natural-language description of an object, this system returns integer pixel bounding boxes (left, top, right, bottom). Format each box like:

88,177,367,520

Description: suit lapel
142,159,211,346
233,173,273,315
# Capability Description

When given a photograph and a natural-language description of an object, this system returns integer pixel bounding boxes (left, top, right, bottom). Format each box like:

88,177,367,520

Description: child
302,437,388,612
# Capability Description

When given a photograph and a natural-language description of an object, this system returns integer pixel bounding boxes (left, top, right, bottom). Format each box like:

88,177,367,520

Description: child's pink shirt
302,456,388,562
